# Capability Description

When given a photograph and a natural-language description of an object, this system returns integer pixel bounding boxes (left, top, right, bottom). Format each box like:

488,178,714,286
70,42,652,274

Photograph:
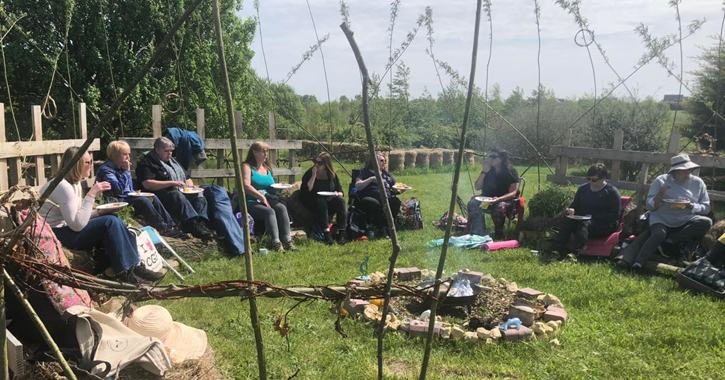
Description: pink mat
481,240,520,251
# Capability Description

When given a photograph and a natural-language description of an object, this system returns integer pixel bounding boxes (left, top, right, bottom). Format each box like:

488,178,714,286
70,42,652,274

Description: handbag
130,228,164,274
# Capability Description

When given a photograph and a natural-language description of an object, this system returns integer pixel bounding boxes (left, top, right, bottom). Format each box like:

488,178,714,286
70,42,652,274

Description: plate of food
128,191,154,198
181,187,203,195
271,183,293,189
392,183,412,190
317,191,337,197
663,199,691,204
474,196,495,202
567,215,592,220
96,202,129,211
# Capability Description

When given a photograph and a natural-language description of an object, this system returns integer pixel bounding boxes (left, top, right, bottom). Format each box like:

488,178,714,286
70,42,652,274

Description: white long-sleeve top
38,179,98,231
646,173,710,227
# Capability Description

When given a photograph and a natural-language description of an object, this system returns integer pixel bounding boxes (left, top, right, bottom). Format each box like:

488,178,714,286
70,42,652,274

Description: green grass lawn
154,164,725,380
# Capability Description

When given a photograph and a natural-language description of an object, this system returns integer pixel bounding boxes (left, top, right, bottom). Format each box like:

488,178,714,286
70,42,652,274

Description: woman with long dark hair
242,141,297,252
466,148,520,240
300,152,346,244
354,152,401,238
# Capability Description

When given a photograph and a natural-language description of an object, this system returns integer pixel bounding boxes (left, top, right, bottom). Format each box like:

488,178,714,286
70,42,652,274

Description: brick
543,306,568,323
502,325,533,341
457,270,483,284
399,267,421,282
407,320,442,338
346,279,369,287
343,299,370,316
517,287,544,298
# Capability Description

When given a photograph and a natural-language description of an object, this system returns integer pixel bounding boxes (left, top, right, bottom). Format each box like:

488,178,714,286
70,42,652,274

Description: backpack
346,206,369,240
398,198,423,230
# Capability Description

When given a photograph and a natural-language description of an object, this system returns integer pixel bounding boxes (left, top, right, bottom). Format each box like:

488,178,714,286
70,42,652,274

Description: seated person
617,154,712,273
551,163,621,256
242,141,297,252
300,152,346,245
135,137,215,240
96,140,181,237
354,152,401,238
467,149,520,240
38,147,162,284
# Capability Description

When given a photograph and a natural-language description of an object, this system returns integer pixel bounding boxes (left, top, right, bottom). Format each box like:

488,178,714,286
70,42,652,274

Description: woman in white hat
617,154,712,273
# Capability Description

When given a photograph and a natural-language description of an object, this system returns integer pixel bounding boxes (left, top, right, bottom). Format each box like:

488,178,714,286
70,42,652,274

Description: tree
687,38,725,150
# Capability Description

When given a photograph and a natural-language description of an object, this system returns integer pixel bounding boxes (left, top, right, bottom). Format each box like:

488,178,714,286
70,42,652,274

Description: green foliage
686,37,725,150
527,185,574,218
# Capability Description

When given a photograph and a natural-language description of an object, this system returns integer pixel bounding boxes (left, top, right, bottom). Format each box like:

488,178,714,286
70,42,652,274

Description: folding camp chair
139,226,196,280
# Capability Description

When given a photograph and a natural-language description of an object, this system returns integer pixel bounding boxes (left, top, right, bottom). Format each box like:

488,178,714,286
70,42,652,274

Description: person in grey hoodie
617,154,712,273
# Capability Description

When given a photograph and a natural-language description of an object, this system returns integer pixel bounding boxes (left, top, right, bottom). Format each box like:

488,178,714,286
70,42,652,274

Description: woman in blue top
551,163,621,256
618,154,712,273
96,140,181,237
242,141,297,252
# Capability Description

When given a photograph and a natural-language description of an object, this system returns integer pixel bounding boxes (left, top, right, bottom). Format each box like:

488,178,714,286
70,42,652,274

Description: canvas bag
131,228,164,274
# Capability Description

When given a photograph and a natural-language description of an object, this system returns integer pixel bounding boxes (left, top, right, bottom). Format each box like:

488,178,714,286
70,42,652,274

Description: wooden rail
548,129,725,201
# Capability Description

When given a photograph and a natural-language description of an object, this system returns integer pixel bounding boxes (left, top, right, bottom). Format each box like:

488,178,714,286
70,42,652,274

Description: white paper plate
271,183,293,189
128,191,154,198
567,215,592,220
663,199,690,204
317,191,337,196
181,188,203,195
474,196,495,202
393,185,412,190
96,202,128,211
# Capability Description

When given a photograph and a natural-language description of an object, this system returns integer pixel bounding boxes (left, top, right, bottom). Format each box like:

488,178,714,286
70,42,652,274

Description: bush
527,185,575,219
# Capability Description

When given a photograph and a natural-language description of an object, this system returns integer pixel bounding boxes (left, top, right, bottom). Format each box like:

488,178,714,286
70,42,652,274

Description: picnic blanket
426,234,492,249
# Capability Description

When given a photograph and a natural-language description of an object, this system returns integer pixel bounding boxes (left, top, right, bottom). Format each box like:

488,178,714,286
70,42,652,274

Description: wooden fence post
32,106,46,186
196,108,206,185
288,149,296,184
79,103,94,183
610,130,623,182
0,104,8,191
268,111,277,179
555,129,572,177
152,105,162,138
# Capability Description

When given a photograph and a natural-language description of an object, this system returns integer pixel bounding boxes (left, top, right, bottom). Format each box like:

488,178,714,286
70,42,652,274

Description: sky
237,0,724,102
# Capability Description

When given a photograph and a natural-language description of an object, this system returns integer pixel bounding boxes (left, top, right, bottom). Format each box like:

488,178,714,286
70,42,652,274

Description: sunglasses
314,160,324,165
84,160,92,165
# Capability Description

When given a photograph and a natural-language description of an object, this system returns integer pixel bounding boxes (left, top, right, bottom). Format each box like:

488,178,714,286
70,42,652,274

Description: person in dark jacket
467,149,520,240
552,163,622,255
96,140,181,237
354,152,401,238
135,137,215,240
300,152,346,245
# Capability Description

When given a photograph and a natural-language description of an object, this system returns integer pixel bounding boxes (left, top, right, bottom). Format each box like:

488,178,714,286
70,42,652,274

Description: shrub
527,185,575,219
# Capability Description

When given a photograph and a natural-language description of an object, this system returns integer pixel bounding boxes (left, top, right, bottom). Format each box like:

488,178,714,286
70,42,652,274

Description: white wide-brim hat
668,154,700,173
124,305,208,363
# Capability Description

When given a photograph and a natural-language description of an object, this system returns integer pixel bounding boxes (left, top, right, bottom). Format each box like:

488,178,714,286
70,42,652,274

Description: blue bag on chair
203,185,247,255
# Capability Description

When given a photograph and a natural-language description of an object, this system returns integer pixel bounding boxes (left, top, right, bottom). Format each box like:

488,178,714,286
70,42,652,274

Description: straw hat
124,305,207,363
668,154,700,173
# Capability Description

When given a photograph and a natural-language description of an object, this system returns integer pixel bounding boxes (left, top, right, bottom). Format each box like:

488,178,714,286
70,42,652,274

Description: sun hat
124,305,208,364
668,154,700,173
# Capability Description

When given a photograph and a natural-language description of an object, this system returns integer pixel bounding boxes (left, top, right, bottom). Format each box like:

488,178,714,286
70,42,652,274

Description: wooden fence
124,105,303,185
548,129,725,201
0,102,101,191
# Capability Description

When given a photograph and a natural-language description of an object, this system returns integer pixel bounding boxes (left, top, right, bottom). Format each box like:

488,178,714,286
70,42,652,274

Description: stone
506,282,519,293
464,332,479,343
476,327,491,339
502,325,533,342
363,305,379,321
550,338,561,346
440,326,452,339
370,273,382,283
490,328,502,340
344,299,370,316
546,321,559,331
555,320,563,328
498,278,509,286
482,274,497,285
386,320,401,331
509,305,536,327
542,294,563,307
399,267,422,281
451,326,466,339
543,306,568,323
532,323,548,336
457,270,483,284
512,298,537,309
485,338,495,344
517,287,545,298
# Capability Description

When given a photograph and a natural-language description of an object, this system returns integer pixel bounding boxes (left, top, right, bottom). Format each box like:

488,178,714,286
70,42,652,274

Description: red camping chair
571,196,632,257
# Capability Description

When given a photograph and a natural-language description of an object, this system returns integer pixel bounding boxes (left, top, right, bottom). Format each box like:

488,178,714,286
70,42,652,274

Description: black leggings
311,196,347,232
359,196,401,229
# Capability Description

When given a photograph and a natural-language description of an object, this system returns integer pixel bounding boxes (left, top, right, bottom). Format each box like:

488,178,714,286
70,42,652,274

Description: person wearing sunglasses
617,154,711,273
550,163,621,257
354,152,401,239
467,148,520,240
300,152,346,245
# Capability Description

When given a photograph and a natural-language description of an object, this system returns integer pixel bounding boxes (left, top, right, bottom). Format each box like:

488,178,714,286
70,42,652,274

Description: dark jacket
357,167,396,199
135,151,187,192
300,168,343,207
482,166,520,198
569,182,621,226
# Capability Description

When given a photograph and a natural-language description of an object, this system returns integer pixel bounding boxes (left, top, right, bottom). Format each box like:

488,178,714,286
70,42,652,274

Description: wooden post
196,108,206,185
79,103,94,182
152,105,162,138
288,149,296,184
32,106,46,186
268,111,277,180
0,104,8,191
555,129,572,177
611,130,623,182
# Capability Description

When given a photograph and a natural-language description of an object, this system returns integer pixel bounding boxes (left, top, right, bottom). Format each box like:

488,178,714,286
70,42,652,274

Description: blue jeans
121,195,175,231
155,188,208,222
53,215,140,273
203,185,246,255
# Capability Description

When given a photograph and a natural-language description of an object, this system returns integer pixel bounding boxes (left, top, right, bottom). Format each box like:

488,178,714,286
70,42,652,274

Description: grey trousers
620,215,712,266
248,199,292,245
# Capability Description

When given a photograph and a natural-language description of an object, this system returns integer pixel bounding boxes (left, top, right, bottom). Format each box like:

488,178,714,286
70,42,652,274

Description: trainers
631,263,643,274
336,232,347,245
160,227,186,238
190,221,214,240
284,242,299,252
271,242,285,252
615,260,631,270
133,264,165,282
323,232,335,245
118,270,151,285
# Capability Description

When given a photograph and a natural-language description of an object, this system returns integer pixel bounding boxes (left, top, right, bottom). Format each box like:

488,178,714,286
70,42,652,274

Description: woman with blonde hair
39,147,161,284
96,140,180,237
300,152,346,244
242,141,297,252
354,152,401,238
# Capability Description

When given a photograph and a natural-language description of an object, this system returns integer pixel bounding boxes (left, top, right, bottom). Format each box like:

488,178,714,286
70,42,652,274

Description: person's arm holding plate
334,173,344,198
